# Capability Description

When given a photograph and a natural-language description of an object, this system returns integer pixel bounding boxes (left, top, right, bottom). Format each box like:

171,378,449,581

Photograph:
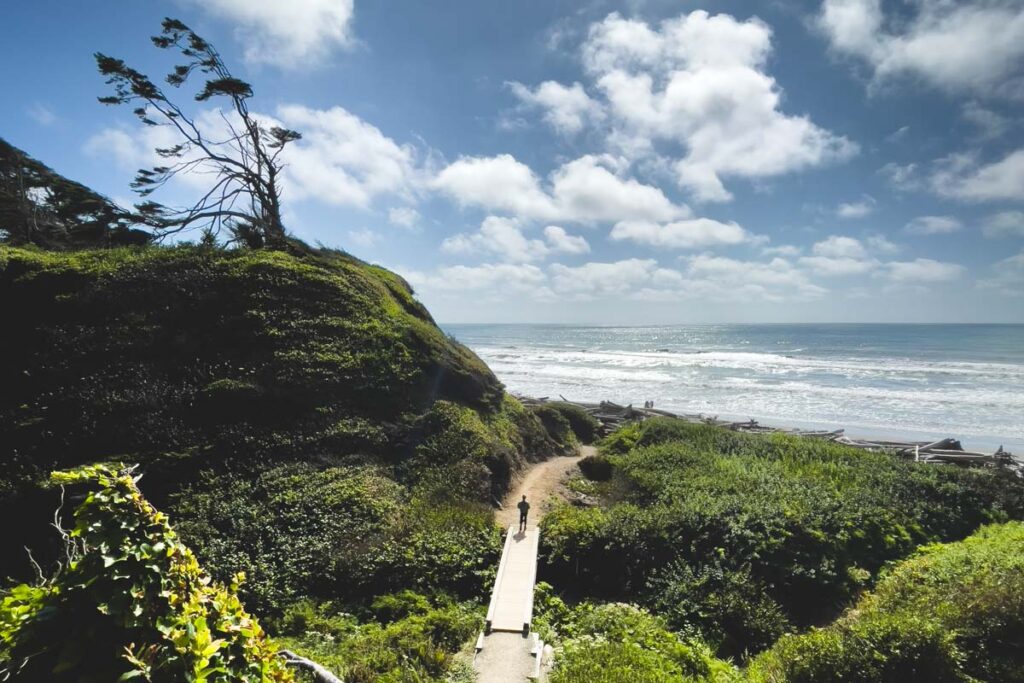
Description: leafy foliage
542,418,1024,658
0,464,291,682
274,595,481,683
748,522,1024,683
531,586,738,683
544,402,601,444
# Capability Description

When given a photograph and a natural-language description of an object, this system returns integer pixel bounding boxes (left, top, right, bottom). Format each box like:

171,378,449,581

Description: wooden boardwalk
485,525,540,635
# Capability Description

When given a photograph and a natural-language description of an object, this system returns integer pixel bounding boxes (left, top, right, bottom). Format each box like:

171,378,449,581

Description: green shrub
547,402,601,444
0,464,291,682
748,522,1024,682
542,420,1024,658
276,598,481,683
531,405,577,452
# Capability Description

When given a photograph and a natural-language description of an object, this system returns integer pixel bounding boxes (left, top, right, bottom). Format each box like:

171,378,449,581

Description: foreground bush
0,464,291,682
532,586,738,683
542,419,1024,657
275,594,481,683
748,522,1024,682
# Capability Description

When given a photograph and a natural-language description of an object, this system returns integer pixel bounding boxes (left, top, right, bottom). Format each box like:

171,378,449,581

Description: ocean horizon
445,322,1024,454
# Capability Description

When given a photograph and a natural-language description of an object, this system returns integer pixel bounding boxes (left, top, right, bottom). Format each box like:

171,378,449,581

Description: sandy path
496,445,594,529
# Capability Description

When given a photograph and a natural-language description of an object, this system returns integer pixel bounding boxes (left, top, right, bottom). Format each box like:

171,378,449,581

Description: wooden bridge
474,524,545,681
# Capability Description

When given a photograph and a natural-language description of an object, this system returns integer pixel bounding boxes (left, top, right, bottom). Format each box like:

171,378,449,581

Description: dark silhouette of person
517,495,530,532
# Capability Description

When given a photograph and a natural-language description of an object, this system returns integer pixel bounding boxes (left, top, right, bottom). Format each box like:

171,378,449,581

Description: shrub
542,420,1024,658
531,405,577,453
547,402,601,444
748,522,1024,682
0,464,291,682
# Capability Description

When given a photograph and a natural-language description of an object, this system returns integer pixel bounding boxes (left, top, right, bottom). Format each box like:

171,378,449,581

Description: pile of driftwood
519,395,1021,477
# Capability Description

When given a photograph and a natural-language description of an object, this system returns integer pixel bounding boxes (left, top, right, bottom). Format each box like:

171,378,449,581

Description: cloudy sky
4,0,1024,323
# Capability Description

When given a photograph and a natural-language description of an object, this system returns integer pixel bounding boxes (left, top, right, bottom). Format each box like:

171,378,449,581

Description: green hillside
0,244,568,616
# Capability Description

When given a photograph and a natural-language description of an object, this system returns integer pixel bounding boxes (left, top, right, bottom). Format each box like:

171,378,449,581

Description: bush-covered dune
543,418,1024,658
0,244,567,614
748,521,1024,683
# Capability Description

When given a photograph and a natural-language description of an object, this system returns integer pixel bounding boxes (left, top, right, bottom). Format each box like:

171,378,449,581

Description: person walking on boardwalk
517,495,530,532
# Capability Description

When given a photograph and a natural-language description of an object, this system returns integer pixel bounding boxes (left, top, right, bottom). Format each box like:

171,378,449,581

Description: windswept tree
95,18,301,247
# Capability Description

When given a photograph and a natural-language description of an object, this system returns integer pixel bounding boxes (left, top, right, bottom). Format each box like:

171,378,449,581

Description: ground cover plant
541,418,1024,658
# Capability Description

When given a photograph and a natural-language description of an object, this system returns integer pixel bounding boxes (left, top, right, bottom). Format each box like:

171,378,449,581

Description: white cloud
405,262,549,295
83,128,148,168
277,104,420,208
762,244,802,257
962,102,1011,139
904,215,962,235
800,235,877,275
866,234,901,254
508,81,603,135
684,254,827,301
818,0,1024,97
983,211,1024,238
442,217,550,263
543,226,590,254
836,195,875,218
799,255,877,276
977,250,1024,294
388,207,420,229
347,228,378,248
549,258,669,298
441,217,592,263
573,10,856,201
879,161,922,191
432,153,689,224
812,235,868,259
182,0,355,67
610,218,755,249
930,148,1024,202
884,258,965,283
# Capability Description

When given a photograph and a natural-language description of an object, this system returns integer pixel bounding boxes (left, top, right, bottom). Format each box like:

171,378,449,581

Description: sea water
444,323,1024,454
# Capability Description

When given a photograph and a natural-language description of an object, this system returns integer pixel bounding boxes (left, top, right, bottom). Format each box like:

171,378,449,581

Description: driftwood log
279,650,344,683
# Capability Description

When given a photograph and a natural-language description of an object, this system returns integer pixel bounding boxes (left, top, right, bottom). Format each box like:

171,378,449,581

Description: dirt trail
496,445,594,529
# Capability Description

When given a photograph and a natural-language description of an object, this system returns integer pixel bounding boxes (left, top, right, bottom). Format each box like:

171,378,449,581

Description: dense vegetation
542,418,1024,660
749,521,1024,682
0,464,292,682
0,244,575,680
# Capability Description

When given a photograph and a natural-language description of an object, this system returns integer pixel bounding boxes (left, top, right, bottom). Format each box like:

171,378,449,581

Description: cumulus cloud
836,195,875,218
347,227,378,248
811,235,868,259
962,101,1012,139
904,215,962,235
442,217,591,263
683,254,827,301
543,226,590,254
432,153,689,223
405,262,549,295
610,218,756,249
182,0,355,66
983,211,1024,238
929,149,1024,202
818,0,1024,97
866,234,901,254
388,207,420,228
883,258,966,283
574,10,856,201
507,81,603,135
277,104,420,208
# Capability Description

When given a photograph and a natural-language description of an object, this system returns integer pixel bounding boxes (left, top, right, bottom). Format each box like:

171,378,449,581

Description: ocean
444,323,1024,454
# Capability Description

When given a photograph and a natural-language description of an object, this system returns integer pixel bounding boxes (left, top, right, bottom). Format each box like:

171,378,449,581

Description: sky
2,0,1024,324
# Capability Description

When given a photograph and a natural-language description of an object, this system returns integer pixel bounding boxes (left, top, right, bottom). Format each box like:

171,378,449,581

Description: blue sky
3,0,1023,323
